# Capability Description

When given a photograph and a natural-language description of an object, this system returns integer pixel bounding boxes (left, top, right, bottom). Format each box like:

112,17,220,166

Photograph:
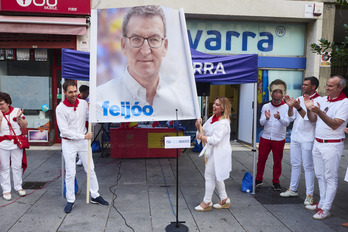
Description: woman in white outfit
0,92,28,201
194,97,232,211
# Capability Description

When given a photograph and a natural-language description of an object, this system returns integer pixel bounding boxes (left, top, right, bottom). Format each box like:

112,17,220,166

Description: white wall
90,0,330,142
92,0,322,21
238,83,255,143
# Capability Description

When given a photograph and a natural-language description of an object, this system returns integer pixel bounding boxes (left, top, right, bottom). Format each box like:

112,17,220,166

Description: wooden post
199,124,207,164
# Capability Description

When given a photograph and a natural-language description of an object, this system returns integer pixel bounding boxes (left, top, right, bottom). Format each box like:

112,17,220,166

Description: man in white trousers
342,127,348,228
56,80,109,213
304,75,348,220
281,76,320,205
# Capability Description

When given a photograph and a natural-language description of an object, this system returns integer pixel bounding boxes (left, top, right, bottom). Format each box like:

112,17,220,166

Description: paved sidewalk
0,141,348,232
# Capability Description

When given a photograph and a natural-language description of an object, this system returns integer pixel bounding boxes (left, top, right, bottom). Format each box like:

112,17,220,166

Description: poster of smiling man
89,5,200,123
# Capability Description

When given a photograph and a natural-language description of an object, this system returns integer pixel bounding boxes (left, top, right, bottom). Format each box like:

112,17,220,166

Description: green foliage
336,0,348,7
310,24,348,66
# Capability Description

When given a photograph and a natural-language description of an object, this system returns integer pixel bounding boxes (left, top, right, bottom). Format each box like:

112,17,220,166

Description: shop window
0,52,53,144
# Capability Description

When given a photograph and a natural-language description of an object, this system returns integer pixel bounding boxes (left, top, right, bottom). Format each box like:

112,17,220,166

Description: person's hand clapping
284,95,293,107
310,102,321,114
274,111,280,120
303,94,314,110
293,98,301,109
16,109,24,120
265,109,271,120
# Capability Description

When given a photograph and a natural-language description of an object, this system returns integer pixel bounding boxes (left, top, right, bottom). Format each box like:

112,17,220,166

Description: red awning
0,16,87,35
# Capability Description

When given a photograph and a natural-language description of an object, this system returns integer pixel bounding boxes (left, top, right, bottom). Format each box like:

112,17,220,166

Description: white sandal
213,198,230,209
194,202,212,212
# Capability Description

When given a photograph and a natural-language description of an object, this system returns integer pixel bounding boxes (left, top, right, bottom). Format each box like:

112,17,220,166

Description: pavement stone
0,140,347,232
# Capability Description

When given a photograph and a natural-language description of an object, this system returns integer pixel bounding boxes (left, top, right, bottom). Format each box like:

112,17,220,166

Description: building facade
89,0,335,143
0,0,337,144
0,0,90,145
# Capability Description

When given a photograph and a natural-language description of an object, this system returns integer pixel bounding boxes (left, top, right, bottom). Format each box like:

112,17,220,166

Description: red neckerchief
63,98,79,111
327,92,346,102
2,106,25,122
211,114,221,124
309,92,320,100
77,94,87,100
2,105,14,115
271,100,285,107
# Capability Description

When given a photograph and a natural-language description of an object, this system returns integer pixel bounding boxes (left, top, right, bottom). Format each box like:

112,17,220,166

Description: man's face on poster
121,15,168,82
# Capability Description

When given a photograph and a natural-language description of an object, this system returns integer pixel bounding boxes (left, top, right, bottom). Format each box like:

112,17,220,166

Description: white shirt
56,100,88,140
0,107,24,150
290,94,319,143
315,97,348,140
96,68,198,122
260,102,290,141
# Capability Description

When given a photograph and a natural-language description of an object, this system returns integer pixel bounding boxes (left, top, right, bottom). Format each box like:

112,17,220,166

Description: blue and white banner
89,6,200,123
191,48,258,85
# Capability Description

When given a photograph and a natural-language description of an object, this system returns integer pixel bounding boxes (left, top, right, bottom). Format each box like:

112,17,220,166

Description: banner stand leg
165,109,188,232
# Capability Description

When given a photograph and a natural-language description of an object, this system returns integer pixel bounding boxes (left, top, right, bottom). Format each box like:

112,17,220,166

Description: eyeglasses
124,35,164,48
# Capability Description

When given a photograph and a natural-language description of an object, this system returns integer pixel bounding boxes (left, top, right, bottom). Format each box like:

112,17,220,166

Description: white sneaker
76,159,82,166
313,209,330,220
305,203,320,211
304,194,313,205
280,189,298,197
17,189,26,196
3,193,11,201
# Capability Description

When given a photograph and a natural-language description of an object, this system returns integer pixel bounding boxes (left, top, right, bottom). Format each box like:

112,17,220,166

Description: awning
62,48,90,81
191,48,258,85
0,15,87,35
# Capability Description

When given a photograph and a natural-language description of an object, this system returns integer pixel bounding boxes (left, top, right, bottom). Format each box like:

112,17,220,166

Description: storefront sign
187,20,305,56
16,49,30,61
0,0,90,15
35,48,48,61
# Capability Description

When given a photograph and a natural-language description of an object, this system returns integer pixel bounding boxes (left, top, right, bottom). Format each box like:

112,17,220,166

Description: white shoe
280,189,298,197
194,202,212,212
18,189,26,196
305,203,320,211
313,209,330,220
3,193,11,201
76,159,82,166
213,198,230,209
304,194,313,205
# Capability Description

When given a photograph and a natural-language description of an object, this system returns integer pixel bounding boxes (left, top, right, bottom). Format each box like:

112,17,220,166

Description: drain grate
22,181,48,190
254,185,304,204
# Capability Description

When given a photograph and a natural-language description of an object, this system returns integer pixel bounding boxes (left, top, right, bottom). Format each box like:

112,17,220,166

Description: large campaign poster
89,6,200,123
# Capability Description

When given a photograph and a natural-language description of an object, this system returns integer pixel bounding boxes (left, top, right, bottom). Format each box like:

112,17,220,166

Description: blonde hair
215,97,231,122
